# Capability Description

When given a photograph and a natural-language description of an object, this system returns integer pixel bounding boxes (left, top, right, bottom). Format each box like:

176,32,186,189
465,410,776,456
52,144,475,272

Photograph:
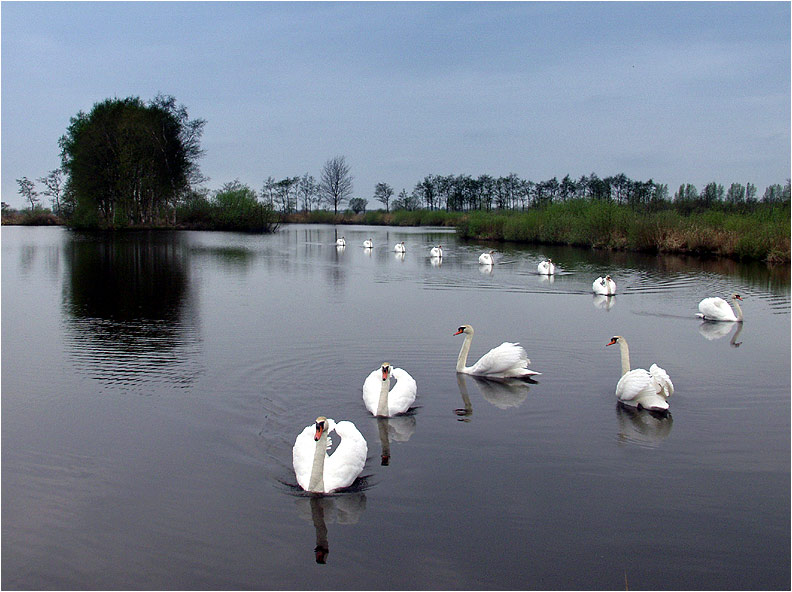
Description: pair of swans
606,336,673,412
697,293,744,322
593,275,616,295
537,259,555,275
430,245,443,258
395,242,406,253
293,363,417,493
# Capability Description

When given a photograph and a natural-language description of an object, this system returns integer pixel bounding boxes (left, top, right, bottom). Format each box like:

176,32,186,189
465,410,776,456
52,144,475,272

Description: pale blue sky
2,1,790,209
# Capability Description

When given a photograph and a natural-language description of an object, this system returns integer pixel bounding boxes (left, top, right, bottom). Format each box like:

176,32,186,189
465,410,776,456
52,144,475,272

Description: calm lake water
2,224,790,590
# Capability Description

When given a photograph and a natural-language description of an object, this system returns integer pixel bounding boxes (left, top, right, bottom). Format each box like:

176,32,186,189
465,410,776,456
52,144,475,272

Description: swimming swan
430,245,443,258
363,238,373,249
362,362,417,417
537,259,555,275
335,237,346,247
293,416,367,493
697,293,743,322
454,324,540,378
395,241,406,253
606,336,673,412
593,275,616,295
479,251,495,265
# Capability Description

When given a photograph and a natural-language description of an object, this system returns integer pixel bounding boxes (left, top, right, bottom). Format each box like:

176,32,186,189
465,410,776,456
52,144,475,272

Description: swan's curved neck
378,376,390,416
733,297,744,322
456,332,474,372
308,431,326,492
618,339,631,376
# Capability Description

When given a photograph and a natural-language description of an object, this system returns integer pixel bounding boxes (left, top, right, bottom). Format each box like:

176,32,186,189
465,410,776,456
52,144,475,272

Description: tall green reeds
456,199,790,263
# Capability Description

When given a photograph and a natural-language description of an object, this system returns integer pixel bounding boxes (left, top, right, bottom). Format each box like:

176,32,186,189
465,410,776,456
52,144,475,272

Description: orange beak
453,329,463,336
314,422,324,441
606,338,618,347
381,367,389,380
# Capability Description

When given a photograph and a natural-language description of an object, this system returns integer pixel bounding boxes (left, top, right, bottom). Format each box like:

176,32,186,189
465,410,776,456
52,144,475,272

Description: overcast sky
2,1,789,210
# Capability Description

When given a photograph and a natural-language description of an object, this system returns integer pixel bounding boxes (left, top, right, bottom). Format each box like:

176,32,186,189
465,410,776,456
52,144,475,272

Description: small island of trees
4,94,789,263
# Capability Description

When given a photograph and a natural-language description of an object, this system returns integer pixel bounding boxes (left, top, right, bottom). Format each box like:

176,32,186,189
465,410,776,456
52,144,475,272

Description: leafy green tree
349,197,367,213
58,94,205,228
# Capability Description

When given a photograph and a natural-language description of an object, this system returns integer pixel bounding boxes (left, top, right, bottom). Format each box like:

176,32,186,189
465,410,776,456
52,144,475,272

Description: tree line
8,94,789,229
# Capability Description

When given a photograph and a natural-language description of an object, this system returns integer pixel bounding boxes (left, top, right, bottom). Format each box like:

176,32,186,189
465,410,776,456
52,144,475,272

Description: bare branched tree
319,155,353,214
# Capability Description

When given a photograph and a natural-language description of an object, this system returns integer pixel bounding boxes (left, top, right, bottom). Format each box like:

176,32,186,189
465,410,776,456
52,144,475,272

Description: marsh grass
456,200,790,263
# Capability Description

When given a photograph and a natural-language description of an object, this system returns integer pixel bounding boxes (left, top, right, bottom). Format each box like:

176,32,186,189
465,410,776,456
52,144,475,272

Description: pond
2,224,789,590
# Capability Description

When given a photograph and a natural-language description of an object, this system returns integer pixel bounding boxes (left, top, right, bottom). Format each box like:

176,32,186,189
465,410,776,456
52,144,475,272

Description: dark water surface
2,225,789,590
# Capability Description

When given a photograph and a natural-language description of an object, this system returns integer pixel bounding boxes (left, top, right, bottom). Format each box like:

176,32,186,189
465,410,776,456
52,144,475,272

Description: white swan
395,241,406,253
479,251,495,265
335,237,346,247
362,362,417,417
606,336,673,412
363,238,373,249
454,324,540,378
430,245,443,258
293,416,367,493
537,259,555,275
697,293,743,322
593,275,616,295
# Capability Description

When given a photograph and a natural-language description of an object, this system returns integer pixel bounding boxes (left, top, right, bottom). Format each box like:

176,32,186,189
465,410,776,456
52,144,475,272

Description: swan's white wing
388,368,418,415
698,297,735,321
616,369,669,411
292,424,321,491
470,342,539,377
593,277,605,293
323,421,367,492
649,363,674,398
362,368,383,415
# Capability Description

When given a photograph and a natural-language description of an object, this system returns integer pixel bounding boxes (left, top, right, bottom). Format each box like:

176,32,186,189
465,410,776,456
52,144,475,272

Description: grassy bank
455,200,790,263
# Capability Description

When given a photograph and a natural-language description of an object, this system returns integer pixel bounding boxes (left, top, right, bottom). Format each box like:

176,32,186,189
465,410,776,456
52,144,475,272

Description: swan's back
470,342,539,378
323,421,367,492
697,297,736,321
388,368,418,414
616,367,671,411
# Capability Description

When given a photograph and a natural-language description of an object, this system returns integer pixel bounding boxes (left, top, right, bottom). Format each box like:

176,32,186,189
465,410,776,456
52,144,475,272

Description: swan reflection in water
698,321,743,347
593,294,615,311
394,252,405,262
295,493,367,564
479,263,493,275
616,403,673,448
455,374,534,419
376,415,416,465
539,274,555,285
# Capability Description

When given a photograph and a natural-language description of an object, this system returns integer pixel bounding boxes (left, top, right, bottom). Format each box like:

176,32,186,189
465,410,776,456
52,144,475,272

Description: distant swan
430,245,443,258
479,251,495,265
697,293,744,322
363,238,373,249
593,275,616,295
606,336,673,412
537,259,555,275
335,237,346,247
454,324,540,378
395,241,406,253
362,362,417,417
293,416,367,493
